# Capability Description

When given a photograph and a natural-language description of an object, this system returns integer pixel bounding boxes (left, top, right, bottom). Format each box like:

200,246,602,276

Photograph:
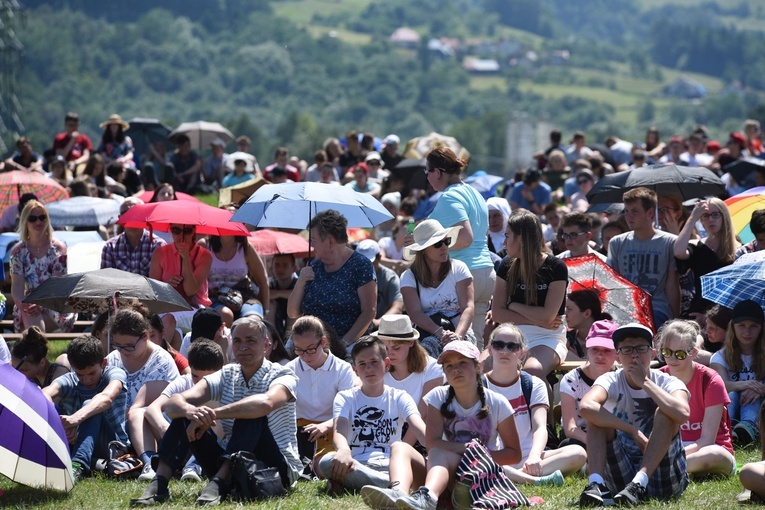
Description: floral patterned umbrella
564,254,655,331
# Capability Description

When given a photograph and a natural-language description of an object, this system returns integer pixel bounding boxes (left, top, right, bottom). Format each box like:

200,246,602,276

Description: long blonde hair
18,200,53,241
505,210,546,305
706,197,737,264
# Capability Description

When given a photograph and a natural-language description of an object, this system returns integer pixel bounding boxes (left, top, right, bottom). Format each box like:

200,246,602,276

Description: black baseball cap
191,308,223,341
732,300,764,325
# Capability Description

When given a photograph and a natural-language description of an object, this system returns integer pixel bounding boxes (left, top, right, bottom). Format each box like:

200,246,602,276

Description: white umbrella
168,121,234,151
224,151,257,173
46,196,120,228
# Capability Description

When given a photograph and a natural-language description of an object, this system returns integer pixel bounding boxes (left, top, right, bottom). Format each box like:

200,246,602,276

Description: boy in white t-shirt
579,323,690,507
317,336,426,493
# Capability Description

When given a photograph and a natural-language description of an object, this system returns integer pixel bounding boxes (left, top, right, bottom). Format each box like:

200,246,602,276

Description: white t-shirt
378,237,404,261
485,372,548,463
180,327,233,361
560,367,600,432
711,349,758,382
384,357,444,407
161,373,194,397
333,386,419,463
286,353,356,422
557,247,607,262
423,385,514,451
400,259,472,320
106,346,180,409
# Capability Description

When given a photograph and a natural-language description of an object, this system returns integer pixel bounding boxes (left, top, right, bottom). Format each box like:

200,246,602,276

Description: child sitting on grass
738,401,765,503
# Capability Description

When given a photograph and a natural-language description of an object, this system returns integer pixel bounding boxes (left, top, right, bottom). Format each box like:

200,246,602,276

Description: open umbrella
137,190,199,203
168,121,234,152
125,117,173,160
465,171,503,199
724,157,765,185
218,178,268,208
248,229,312,258
564,254,655,331
118,201,250,237
404,132,470,163
586,164,726,205
725,186,765,244
0,171,69,213
701,260,765,308
0,362,73,492
224,151,258,172
391,158,428,191
46,196,120,228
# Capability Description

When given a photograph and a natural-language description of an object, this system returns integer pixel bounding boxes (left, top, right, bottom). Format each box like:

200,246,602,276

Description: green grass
271,0,373,26
0,446,761,508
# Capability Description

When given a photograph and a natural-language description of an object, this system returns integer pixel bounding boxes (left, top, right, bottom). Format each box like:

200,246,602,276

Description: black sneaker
614,482,646,506
130,476,170,506
196,476,227,506
579,481,615,507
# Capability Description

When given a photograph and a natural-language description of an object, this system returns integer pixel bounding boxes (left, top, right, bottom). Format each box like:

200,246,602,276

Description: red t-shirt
172,350,189,374
52,132,93,161
661,362,733,455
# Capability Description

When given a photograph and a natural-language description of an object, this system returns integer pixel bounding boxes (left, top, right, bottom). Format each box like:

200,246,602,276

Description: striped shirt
205,361,301,484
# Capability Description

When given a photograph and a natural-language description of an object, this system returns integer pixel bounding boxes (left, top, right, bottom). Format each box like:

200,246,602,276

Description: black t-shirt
496,255,567,316
677,242,731,316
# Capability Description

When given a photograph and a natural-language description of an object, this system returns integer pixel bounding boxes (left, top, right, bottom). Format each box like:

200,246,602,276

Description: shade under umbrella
46,196,120,228
125,117,173,160
249,229,312,258
586,164,726,205
137,190,199,203
168,121,234,152
0,363,73,492
118,201,250,237
23,268,193,315
701,260,765,309
0,171,69,214
391,158,428,191
724,157,765,185
218,178,268,208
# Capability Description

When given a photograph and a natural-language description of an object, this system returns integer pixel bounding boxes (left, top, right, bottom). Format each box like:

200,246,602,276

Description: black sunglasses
432,237,452,249
27,214,47,223
170,226,195,236
491,340,522,352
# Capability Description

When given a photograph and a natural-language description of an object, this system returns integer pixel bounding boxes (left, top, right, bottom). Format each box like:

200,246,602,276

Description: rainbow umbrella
725,186,765,244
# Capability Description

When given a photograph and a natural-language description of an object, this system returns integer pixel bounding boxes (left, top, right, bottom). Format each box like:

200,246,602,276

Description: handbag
455,440,529,509
228,451,286,501
105,440,143,480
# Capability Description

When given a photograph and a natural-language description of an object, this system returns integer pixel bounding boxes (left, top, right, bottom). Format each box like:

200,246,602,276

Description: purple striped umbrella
0,363,73,492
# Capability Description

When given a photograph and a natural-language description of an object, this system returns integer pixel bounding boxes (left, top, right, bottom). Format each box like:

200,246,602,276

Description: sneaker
579,481,615,507
181,465,203,482
196,477,227,507
72,462,87,483
614,482,646,506
361,485,406,509
537,469,565,487
137,463,156,482
130,476,170,507
397,486,437,510
733,422,758,447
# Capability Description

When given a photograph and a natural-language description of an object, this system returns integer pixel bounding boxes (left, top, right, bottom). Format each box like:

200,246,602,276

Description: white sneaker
181,464,202,482
361,485,405,509
137,462,156,482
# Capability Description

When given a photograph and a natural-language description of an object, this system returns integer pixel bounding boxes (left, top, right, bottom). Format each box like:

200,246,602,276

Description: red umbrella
248,229,312,258
0,171,69,213
564,254,655,332
117,201,250,236
137,190,199,203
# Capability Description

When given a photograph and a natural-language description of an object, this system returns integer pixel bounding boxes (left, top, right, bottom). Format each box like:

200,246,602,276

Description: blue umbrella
701,259,765,308
46,196,121,228
0,363,74,491
465,171,504,199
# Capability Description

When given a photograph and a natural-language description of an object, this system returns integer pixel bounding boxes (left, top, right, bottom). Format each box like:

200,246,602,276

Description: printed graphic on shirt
444,414,493,446
620,250,665,294
350,405,398,456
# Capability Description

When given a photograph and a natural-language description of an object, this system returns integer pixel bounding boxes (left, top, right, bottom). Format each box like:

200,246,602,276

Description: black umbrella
586,164,726,204
586,202,624,215
391,158,428,191
724,157,765,185
125,117,173,160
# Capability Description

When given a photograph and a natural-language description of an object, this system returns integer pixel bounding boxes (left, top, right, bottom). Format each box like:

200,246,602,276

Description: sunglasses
170,226,195,236
491,340,522,353
423,167,440,175
616,344,651,355
432,237,452,249
660,347,690,360
27,214,47,223
576,179,592,185
560,232,586,241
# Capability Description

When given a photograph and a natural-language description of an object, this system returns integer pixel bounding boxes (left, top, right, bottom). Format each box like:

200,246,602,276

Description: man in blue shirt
509,169,552,216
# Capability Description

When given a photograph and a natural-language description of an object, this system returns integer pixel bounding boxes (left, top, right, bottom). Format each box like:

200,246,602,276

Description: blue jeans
71,410,117,471
728,390,762,428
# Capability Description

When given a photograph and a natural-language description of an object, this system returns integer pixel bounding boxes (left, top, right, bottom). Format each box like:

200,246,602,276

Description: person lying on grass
578,323,690,507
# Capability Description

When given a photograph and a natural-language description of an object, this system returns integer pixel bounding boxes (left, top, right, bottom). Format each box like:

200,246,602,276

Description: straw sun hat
99,113,129,130
403,219,462,261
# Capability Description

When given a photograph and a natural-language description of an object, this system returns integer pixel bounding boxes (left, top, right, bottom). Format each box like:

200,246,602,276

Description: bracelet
434,327,444,339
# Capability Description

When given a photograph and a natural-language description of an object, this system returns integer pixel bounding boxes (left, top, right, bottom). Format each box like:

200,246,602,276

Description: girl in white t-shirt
361,340,521,510
486,323,586,486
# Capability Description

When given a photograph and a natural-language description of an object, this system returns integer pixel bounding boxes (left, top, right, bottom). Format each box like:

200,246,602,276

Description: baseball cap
732,299,764,324
355,239,380,261
383,134,400,145
585,320,618,350
437,340,480,364
612,323,653,348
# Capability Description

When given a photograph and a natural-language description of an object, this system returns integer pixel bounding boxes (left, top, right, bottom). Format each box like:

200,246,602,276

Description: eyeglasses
112,336,143,352
432,237,452,249
170,226,195,236
560,232,587,241
700,212,722,221
293,340,322,356
491,340,522,353
27,214,47,223
616,344,651,355
660,347,690,360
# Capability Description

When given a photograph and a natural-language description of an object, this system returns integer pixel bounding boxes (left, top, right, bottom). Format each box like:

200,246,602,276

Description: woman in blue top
288,210,377,356
426,146,495,348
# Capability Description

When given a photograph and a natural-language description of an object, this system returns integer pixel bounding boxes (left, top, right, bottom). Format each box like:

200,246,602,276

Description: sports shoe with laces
579,481,615,507
361,484,406,509
614,482,647,506
181,464,203,482
130,476,170,507
137,463,156,482
396,486,437,510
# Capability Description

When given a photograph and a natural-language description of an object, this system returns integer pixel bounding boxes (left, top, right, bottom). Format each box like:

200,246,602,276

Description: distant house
462,56,500,74
389,27,420,49
428,38,454,58
663,76,707,100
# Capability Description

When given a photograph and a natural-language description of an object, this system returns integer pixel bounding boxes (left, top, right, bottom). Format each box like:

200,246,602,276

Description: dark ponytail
440,385,457,419
475,375,491,420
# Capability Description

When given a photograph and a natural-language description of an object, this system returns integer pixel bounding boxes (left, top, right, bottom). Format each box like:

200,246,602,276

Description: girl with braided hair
361,340,522,509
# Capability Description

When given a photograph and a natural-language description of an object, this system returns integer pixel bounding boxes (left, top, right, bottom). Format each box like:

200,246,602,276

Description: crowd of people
2,113,765,508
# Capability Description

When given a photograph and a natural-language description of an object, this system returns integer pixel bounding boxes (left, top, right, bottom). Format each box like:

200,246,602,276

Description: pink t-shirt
661,363,733,455
156,243,212,307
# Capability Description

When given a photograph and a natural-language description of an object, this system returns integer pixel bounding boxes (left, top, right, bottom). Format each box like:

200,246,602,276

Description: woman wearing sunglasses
10,200,76,332
658,319,736,476
400,219,475,358
150,222,212,349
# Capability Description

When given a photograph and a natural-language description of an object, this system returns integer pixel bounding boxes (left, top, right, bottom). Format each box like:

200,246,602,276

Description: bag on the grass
228,451,285,501
105,440,143,480
455,440,529,508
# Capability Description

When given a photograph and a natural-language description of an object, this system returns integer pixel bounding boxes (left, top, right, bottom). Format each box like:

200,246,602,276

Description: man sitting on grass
579,323,690,507
130,317,302,506
43,335,128,482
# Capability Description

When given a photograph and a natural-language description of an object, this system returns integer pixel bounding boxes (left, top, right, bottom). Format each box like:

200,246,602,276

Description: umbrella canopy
232,182,394,230
403,132,470,163
724,157,765,185
125,117,173,159
224,151,258,172
0,363,73,492
464,171,503,199
46,196,120,228
118,201,250,237
168,121,234,152
0,171,69,214
218,178,267,208
248,229,312,258
564,254,655,331
137,190,199,203
23,268,193,315
725,186,765,244
586,164,726,205
701,260,765,308
391,158,428,191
